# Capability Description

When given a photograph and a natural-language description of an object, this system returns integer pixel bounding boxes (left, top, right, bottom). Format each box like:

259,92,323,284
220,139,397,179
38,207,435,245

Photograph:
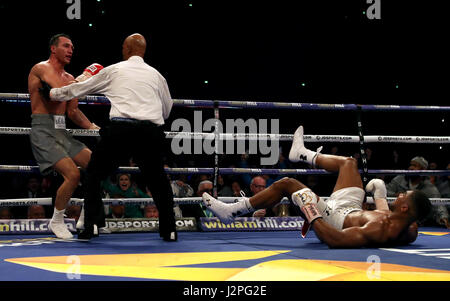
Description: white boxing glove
291,188,318,207
365,179,387,200
291,188,324,224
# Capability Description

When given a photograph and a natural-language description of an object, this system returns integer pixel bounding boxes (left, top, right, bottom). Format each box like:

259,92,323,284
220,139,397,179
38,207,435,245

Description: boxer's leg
71,148,92,229
288,125,363,192
249,177,308,209
72,147,92,169
315,155,363,193
50,157,81,239
202,177,310,224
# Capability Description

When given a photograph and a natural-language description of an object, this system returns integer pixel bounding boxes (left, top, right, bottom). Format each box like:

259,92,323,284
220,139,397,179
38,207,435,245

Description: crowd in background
0,145,449,229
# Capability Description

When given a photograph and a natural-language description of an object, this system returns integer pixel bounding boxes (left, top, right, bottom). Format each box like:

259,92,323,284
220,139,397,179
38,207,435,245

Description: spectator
27,205,46,219
429,161,439,185
435,162,450,198
144,204,159,218
191,174,211,195
434,162,450,229
386,156,440,198
40,176,53,197
251,176,269,217
25,175,43,198
178,180,213,218
0,207,13,219
217,175,233,197
386,156,446,227
103,173,146,218
250,176,267,195
237,153,252,188
251,176,290,217
13,175,52,219
171,178,194,198
197,180,213,196
170,177,193,218
108,204,125,219
231,180,245,197
263,151,290,187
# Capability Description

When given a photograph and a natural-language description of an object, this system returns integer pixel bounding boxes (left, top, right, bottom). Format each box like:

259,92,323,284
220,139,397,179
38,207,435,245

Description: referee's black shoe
77,224,99,240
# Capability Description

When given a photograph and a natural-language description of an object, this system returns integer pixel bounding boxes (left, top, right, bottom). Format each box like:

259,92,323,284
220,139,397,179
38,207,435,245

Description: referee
48,33,177,241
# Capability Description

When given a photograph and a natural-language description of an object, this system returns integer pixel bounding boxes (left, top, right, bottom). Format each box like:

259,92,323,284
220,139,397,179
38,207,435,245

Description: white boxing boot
202,193,254,224
288,125,322,167
49,208,73,239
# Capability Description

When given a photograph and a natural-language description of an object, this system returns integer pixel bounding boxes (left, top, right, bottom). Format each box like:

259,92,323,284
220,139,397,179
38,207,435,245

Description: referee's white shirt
51,56,173,125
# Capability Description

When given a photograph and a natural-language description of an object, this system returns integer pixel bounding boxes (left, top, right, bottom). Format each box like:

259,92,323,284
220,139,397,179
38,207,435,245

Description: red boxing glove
75,63,104,82
84,63,103,75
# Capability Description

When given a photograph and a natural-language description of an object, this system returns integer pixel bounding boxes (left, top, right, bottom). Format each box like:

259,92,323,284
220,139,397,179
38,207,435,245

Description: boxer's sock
49,208,73,239
51,208,65,223
229,197,254,216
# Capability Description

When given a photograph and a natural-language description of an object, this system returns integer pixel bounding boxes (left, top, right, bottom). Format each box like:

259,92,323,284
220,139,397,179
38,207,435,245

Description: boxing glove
365,179,387,200
75,63,104,82
291,188,327,238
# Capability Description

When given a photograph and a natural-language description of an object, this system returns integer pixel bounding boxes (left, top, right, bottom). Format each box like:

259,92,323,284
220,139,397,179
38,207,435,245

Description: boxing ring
0,93,450,284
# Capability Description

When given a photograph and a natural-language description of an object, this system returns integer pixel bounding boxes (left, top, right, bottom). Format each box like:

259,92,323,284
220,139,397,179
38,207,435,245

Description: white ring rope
1,127,449,143
0,196,449,207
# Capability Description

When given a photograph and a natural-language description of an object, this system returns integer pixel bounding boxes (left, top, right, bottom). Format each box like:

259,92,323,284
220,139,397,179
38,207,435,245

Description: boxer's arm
159,78,173,120
63,73,99,130
28,65,43,95
29,64,60,100
366,179,390,211
50,66,111,101
374,198,390,211
67,99,99,130
312,219,384,248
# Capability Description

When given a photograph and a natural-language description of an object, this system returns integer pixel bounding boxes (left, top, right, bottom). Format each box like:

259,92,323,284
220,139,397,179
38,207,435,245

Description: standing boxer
47,33,177,241
28,34,100,239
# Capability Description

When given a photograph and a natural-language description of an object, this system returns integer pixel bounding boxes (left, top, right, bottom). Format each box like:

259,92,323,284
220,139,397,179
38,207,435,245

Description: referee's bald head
123,33,147,60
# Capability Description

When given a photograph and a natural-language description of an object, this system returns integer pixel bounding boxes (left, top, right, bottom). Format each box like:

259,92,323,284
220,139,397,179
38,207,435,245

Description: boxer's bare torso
28,60,75,115
319,200,418,247
28,35,96,130
344,209,390,228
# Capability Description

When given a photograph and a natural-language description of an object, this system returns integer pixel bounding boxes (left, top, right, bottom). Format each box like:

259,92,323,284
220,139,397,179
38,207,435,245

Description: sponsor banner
105,218,197,233
200,217,304,232
0,219,76,235
0,237,73,248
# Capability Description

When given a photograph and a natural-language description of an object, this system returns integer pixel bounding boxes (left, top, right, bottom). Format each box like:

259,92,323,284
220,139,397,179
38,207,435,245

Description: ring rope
1,94,448,208
1,164,449,176
2,93,450,111
1,127,449,143
1,196,449,207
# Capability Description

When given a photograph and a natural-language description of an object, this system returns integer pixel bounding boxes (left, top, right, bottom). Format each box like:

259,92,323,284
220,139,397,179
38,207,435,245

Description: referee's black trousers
83,120,176,236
